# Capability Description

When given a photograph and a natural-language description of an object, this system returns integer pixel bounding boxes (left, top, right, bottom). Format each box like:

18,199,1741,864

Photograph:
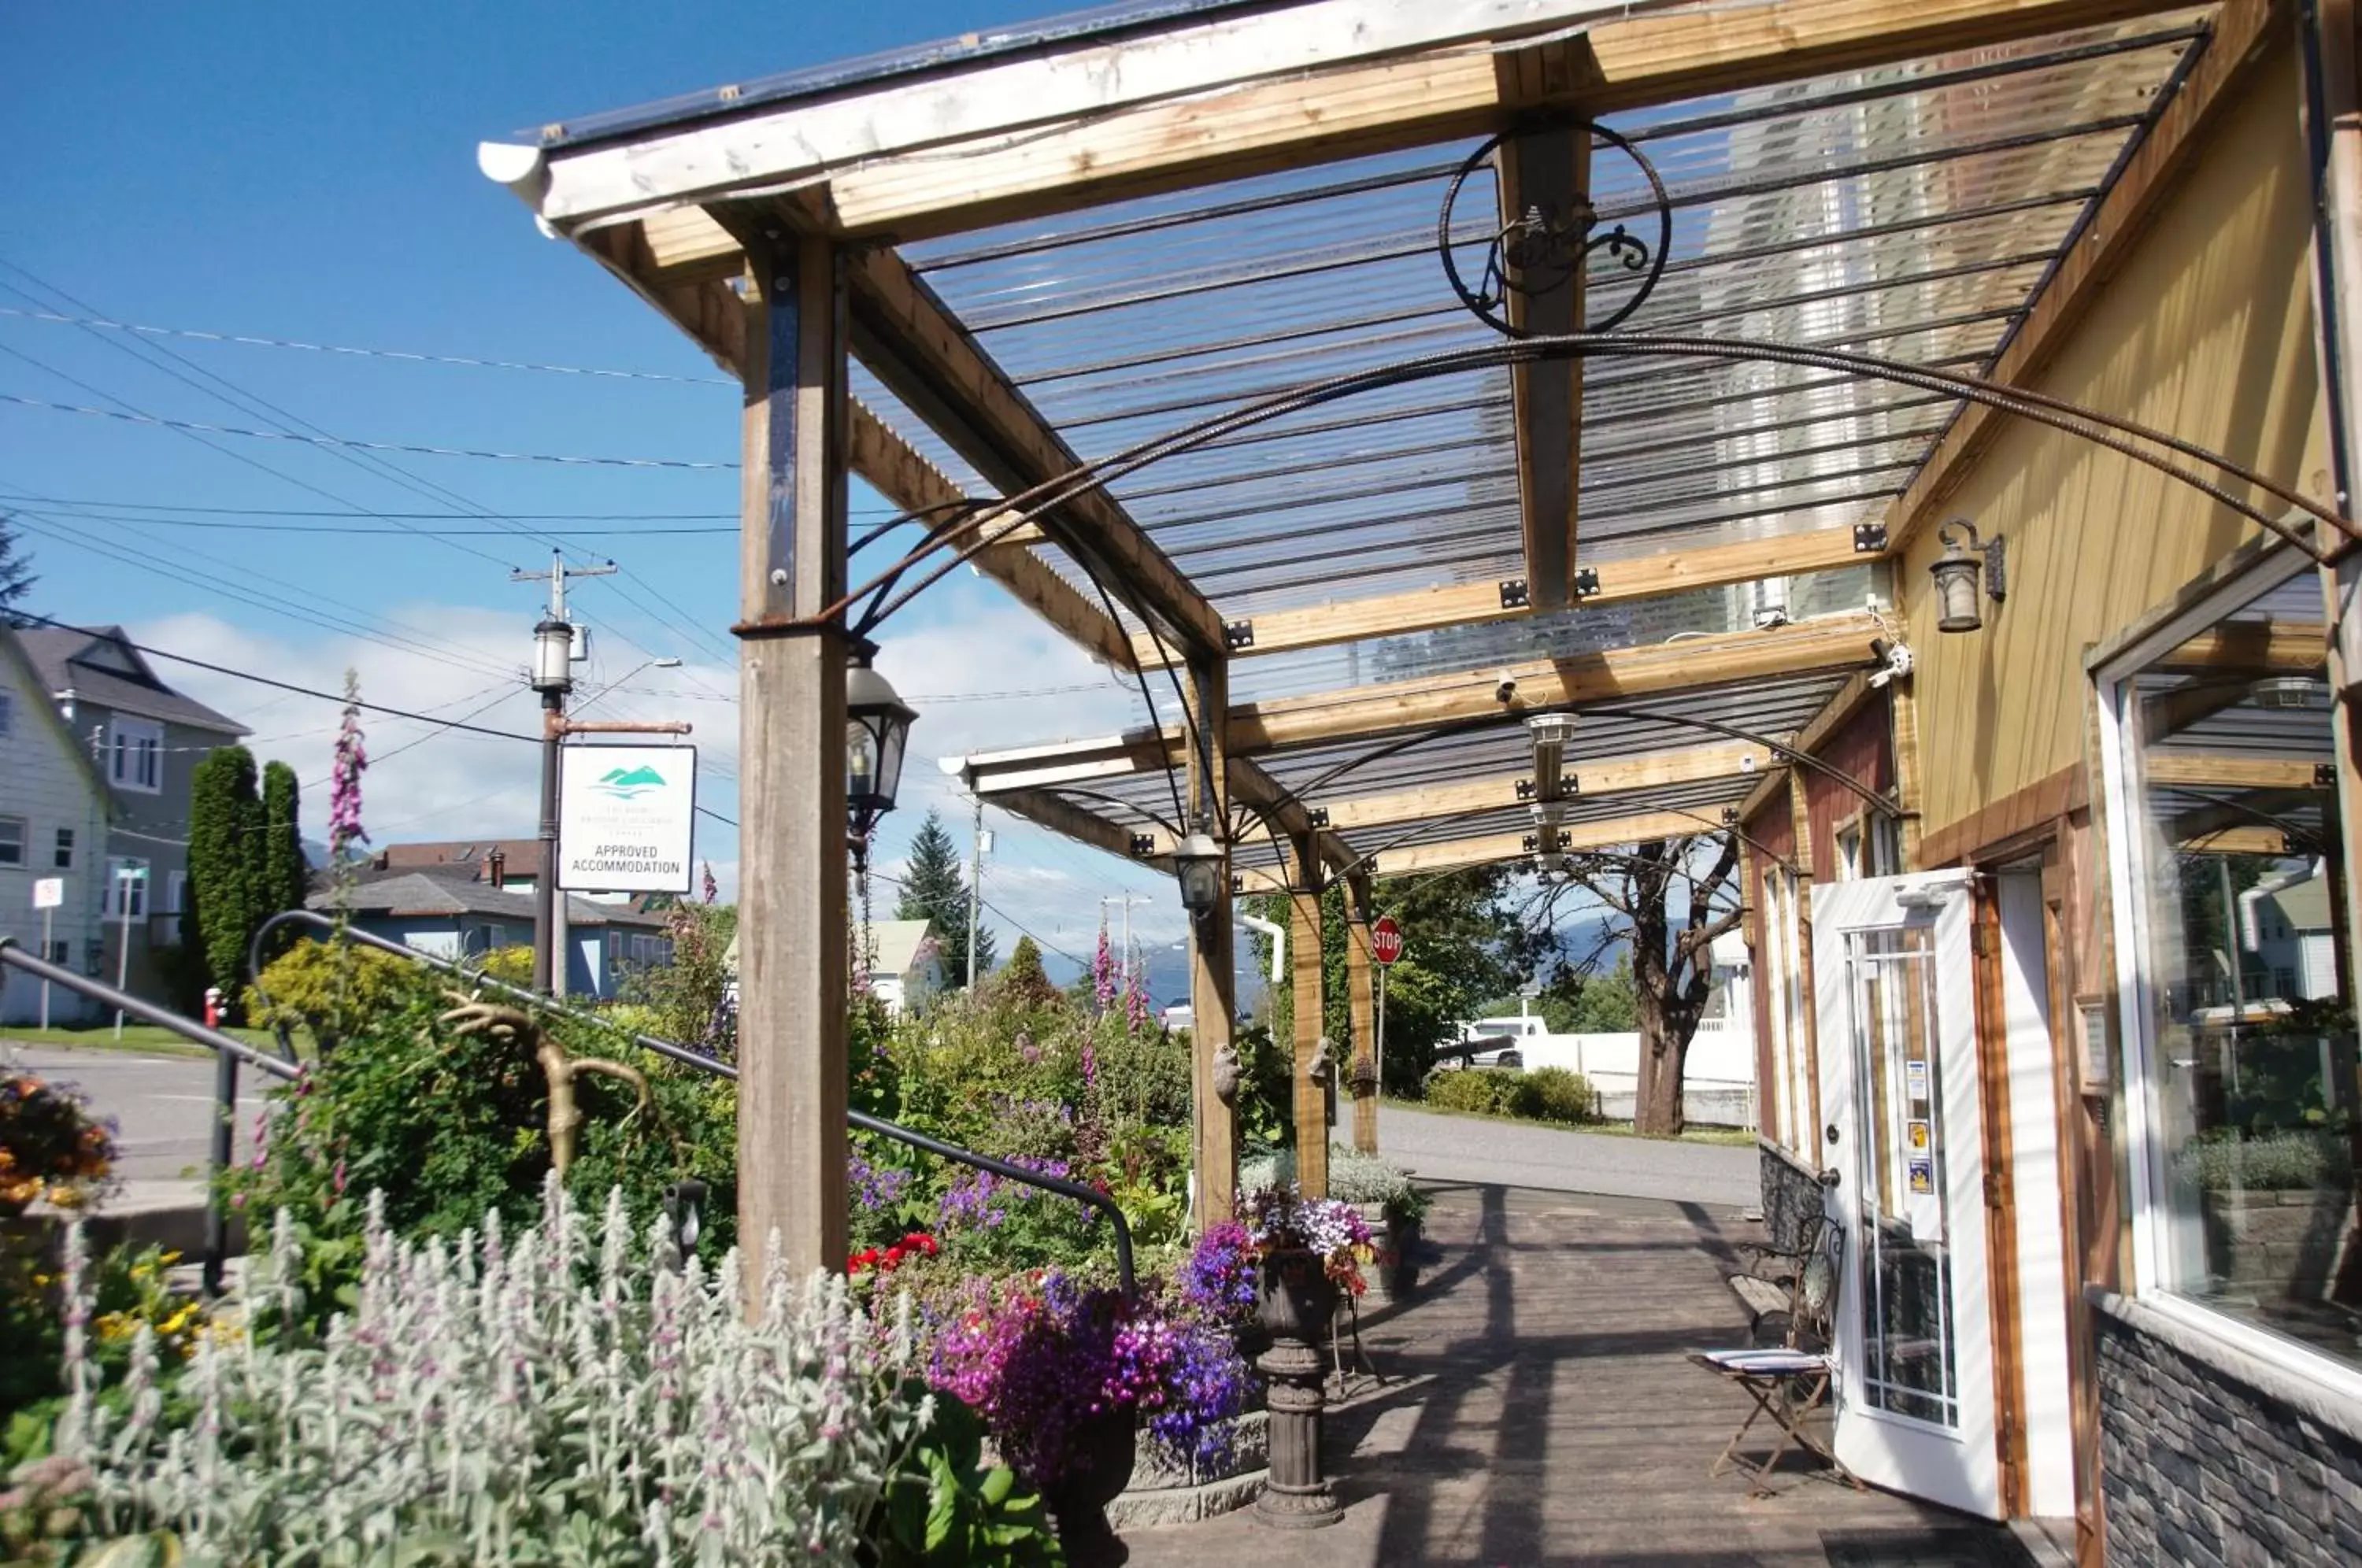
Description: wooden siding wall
1802,690,1897,875
1904,38,2331,849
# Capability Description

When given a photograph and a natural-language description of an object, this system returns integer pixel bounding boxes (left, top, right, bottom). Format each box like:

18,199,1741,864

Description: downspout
1238,912,1287,988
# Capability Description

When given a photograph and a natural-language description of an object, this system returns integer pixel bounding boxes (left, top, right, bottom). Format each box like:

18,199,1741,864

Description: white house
0,628,113,1025
861,919,946,1018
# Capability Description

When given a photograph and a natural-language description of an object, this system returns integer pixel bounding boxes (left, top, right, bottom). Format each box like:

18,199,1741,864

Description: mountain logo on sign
592,764,666,801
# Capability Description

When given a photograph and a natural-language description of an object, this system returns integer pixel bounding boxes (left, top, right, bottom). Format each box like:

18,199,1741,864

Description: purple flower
847,1150,912,1212
1093,921,1116,1014
1179,1222,1258,1324
328,672,369,859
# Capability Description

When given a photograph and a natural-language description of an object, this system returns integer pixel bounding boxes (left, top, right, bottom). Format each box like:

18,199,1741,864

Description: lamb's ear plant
52,1178,938,1565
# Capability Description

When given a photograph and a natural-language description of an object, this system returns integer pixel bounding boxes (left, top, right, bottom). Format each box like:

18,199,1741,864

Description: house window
53,828,73,869
105,858,150,919
2100,548,2360,1375
1832,810,1904,882
108,716,164,793
166,871,187,915
0,690,12,734
46,939,68,965
0,817,22,867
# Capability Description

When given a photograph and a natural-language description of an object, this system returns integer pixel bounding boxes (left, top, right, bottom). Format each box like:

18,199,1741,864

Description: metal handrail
246,911,1136,1292
0,937,300,1296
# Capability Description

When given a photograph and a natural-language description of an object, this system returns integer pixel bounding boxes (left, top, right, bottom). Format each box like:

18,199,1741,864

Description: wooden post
1890,678,1927,871
1346,871,1379,1155
1187,656,1238,1229
1789,775,1824,1151
733,235,851,1297
1289,834,1330,1198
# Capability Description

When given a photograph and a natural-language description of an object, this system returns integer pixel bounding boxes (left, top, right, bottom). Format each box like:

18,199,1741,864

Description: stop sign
1370,915,1405,967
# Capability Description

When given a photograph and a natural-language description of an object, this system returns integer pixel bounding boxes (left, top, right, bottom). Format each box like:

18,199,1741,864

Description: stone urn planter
1042,1408,1139,1566
1253,1246,1342,1528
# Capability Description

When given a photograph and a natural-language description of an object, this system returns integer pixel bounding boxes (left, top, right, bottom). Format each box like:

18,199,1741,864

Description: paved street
1124,1185,2042,1567
1376,1104,1760,1210
6,1045,269,1188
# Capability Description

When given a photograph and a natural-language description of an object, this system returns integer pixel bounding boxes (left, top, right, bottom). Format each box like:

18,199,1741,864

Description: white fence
1510,1023,1757,1129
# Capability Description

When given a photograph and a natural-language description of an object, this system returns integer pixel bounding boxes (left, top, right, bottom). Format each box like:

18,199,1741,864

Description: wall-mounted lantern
1173,821,1227,922
846,639,916,848
1930,519,2005,633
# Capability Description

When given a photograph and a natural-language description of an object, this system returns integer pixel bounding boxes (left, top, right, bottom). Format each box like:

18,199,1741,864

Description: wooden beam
844,399,1137,670
769,0,2190,241
1877,0,2281,553
1343,871,1379,1153
1229,756,1358,875
1320,741,1775,833
734,238,850,1292
1136,525,1875,668
992,787,1175,866
2145,755,2331,791
1227,612,1880,754
831,239,1229,660
2178,825,2290,854
1501,115,1594,610
2153,619,2327,674
1372,808,1722,878
1187,658,1238,1230
965,731,1172,794
1288,835,1331,1199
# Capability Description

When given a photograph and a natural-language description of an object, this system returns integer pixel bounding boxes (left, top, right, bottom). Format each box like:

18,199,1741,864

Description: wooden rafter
2145,755,2331,790
572,220,1138,671
1227,612,1880,753
1371,808,1727,878
1322,741,1776,834
1876,0,2279,553
1499,93,1594,610
825,235,1229,660
1128,525,1873,668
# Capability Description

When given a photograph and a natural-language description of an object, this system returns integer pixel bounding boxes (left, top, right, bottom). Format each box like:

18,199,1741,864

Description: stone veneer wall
2094,1291,2362,1566
1759,1139,1824,1254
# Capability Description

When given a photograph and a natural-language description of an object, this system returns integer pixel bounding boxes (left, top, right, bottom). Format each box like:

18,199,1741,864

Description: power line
6,508,736,537
0,306,737,386
0,392,735,470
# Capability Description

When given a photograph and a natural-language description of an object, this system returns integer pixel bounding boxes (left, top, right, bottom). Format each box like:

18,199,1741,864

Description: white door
1812,871,2000,1518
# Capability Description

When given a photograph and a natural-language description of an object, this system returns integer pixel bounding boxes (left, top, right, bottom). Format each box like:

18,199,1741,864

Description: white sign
31,877,63,910
557,744,697,893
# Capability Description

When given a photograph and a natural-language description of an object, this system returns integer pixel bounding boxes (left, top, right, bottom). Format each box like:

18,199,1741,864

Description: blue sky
2,0,1203,988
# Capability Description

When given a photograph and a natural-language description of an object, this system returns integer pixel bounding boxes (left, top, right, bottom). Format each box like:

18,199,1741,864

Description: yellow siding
1904,39,2331,845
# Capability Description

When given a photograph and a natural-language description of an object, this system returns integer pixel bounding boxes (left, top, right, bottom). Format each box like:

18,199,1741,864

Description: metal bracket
1224,619,1256,651
2319,764,2341,790
1230,874,1246,894
1500,579,1531,610
1853,521,1890,553
1129,832,1158,858
1722,806,1741,827
1573,568,1600,601
1307,807,1331,828
1985,535,2008,601
1516,778,1535,801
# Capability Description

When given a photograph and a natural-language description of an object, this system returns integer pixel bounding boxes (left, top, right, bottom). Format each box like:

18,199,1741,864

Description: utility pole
965,791,990,989
1101,891,1151,993
513,551,615,996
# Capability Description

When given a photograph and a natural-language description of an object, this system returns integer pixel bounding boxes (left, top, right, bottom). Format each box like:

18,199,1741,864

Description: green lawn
1,1024,277,1060
1381,1094,1758,1146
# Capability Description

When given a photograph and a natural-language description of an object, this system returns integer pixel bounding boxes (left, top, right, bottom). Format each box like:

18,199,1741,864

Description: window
1833,809,1904,882
0,690,12,734
108,716,163,793
0,817,22,867
166,871,187,915
105,858,150,919
45,939,67,965
53,828,73,869
2101,550,2360,1374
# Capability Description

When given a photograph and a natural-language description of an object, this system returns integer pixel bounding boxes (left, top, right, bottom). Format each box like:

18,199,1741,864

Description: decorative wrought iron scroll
1438,120,1672,337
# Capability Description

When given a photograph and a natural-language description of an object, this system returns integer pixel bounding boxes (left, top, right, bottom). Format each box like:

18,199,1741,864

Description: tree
186,746,265,1008
1547,838,1743,1136
1538,954,1639,1033
894,808,994,985
994,934,1064,1010
0,513,35,625
258,762,308,951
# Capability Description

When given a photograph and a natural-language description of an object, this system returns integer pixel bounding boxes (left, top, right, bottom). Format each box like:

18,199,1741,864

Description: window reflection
2123,570,2362,1364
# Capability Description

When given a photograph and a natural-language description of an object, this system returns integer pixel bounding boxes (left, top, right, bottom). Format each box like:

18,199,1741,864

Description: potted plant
1240,1184,1376,1337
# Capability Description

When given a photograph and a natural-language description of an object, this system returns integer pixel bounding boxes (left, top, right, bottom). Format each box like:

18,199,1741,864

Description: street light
846,640,916,849
1172,821,1227,922
1526,711,1577,801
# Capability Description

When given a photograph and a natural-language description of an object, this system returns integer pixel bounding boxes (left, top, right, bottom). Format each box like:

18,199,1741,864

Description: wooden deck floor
1121,1182,2040,1568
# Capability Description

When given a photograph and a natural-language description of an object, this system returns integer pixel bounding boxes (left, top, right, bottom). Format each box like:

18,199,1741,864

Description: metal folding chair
1691,1212,1863,1496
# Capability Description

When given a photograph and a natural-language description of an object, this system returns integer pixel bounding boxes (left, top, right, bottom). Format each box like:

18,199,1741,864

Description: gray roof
309,867,673,930
17,625,247,736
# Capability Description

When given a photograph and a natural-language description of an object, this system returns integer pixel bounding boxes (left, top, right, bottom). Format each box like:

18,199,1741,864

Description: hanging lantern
846,640,916,843
1525,711,1578,801
1173,823,1227,921
1930,519,2005,634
